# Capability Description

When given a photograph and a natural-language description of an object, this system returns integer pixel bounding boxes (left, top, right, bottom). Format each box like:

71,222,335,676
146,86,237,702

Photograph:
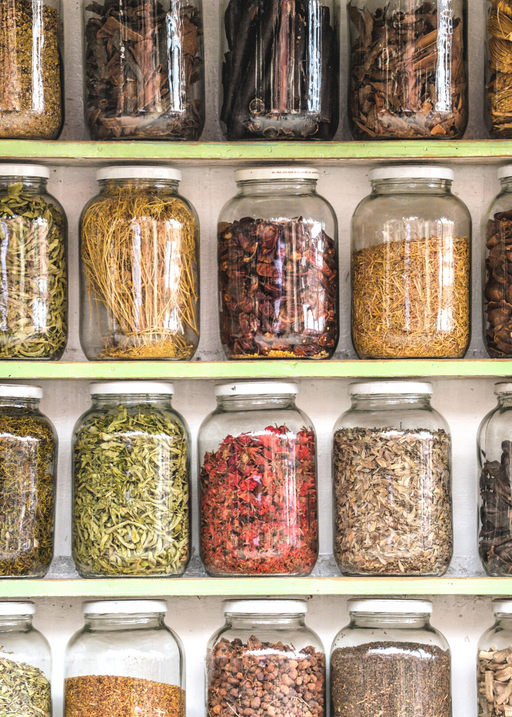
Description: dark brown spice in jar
484,210,512,357
207,636,325,716
331,641,451,717
65,675,185,717
479,440,512,575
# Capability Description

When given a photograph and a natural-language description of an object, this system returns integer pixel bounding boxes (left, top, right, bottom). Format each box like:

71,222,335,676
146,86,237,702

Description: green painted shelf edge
1,577,511,598
2,359,512,380
2,140,512,163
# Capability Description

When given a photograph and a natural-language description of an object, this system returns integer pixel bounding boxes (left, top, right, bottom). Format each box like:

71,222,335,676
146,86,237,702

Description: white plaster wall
13,1,510,716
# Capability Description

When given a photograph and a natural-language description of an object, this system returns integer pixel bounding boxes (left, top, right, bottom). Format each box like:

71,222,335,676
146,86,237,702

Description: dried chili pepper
218,217,338,359
200,424,318,576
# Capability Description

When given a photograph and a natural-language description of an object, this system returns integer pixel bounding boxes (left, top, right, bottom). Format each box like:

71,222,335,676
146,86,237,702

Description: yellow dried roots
81,185,199,360
352,234,470,358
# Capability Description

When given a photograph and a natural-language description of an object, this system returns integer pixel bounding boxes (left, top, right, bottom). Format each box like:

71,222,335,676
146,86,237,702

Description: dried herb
348,1,467,139
352,234,470,358
333,427,452,575
65,675,184,717
0,410,55,577
73,402,190,577
219,218,338,359
487,0,512,138
0,656,51,717
0,0,62,139
479,440,512,575
81,182,199,360
484,210,512,357
478,645,512,717
0,182,67,360
200,425,318,576
208,636,325,716
85,0,203,140
331,641,451,717
221,0,339,140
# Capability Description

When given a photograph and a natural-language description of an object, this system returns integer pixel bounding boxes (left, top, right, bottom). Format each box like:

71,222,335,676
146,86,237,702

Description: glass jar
331,599,451,717
477,383,512,575
0,602,52,717
220,0,339,141
72,382,191,578
65,600,185,717
207,600,325,716
0,165,67,360
0,385,57,578
83,0,204,141
80,167,199,361
478,600,512,716
348,0,468,140
351,166,471,359
218,167,338,360
486,0,512,138
199,381,318,576
483,167,512,357
333,381,452,576
0,0,63,139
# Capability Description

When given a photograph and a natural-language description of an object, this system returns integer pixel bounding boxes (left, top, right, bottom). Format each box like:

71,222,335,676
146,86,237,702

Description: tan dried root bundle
488,0,512,135
81,185,199,360
352,234,470,358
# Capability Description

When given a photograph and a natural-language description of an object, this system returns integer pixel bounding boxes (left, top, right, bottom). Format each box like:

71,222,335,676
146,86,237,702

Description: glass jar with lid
333,381,452,576
220,0,339,140
348,0,467,140
331,599,451,717
0,0,63,139
351,166,471,359
0,602,52,717
83,0,204,141
477,382,512,575
207,599,325,716
72,382,191,578
199,381,318,576
0,165,67,359
478,600,512,716
485,0,512,138
80,167,199,361
218,167,338,360
483,166,512,357
0,385,57,578
65,600,185,717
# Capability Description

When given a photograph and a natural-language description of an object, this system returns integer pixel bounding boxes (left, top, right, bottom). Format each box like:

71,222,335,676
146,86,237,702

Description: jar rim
0,164,50,180
90,381,174,396
349,381,433,396
0,384,43,400
96,166,182,183
498,166,512,181
494,382,512,395
215,381,298,397
224,599,307,615
369,165,453,182
83,600,168,615
234,167,319,183
348,599,432,614
0,602,35,616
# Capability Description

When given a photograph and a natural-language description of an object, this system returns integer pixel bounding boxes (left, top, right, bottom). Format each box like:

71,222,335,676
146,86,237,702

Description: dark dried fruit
485,210,512,357
479,440,512,575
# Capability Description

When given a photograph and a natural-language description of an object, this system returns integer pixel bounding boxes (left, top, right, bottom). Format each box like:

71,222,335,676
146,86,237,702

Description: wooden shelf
0,577,510,598
1,359,512,380
1,140,512,165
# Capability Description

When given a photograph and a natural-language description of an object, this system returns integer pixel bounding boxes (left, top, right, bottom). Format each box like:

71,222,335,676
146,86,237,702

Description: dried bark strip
207,636,325,717
478,645,512,717
333,427,452,576
485,210,512,357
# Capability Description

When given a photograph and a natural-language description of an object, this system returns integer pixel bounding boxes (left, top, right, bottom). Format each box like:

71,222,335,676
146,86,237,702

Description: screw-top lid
349,381,433,396
493,600,512,614
369,165,454,182
495,382,512,395
224,600,307,614
348,599,433,614
215,381,298,397
235,167,319,182
0,384,43,399
96,166,181,182
0,164,50,179
84,600,168,615
90,381,174,396
0,602,35,616
498,166,512,180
